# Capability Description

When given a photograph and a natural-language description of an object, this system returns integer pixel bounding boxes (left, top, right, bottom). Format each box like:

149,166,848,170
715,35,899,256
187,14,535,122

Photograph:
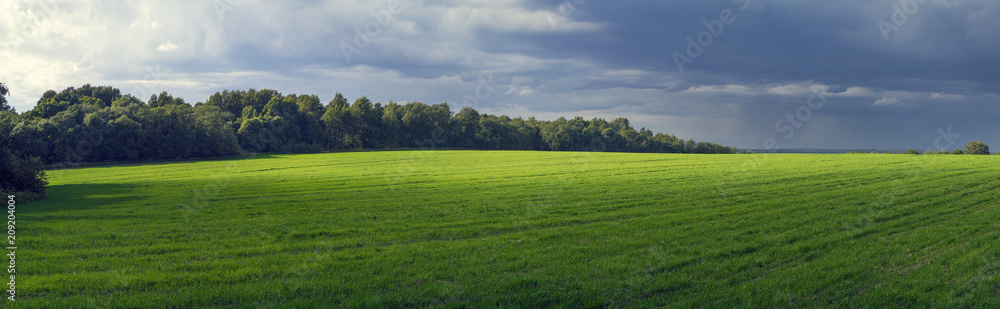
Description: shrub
0,150,47,201
965,141,990,155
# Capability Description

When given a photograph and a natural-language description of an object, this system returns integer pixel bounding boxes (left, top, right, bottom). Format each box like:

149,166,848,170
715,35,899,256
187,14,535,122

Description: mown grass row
18,151,1000,307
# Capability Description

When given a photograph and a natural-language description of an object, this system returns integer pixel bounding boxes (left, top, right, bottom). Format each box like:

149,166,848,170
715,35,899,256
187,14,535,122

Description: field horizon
21,150,1000,307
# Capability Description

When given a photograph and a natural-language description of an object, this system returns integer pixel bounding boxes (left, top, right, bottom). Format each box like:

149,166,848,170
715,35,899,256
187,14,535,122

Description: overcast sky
2,0,998,150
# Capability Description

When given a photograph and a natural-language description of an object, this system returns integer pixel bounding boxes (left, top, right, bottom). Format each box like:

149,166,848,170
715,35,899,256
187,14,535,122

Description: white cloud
683,83,829,98
156,41,179,52
834,87,878,98
685,85,755,96
872,97,903,107
438,6,604,34
928,92,964,101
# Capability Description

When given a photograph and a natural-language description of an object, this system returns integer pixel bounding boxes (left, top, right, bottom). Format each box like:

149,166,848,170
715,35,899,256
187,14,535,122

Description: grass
17,150,1000,308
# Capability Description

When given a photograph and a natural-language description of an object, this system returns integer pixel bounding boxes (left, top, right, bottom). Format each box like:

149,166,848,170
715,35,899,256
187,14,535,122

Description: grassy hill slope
20,151,1000,307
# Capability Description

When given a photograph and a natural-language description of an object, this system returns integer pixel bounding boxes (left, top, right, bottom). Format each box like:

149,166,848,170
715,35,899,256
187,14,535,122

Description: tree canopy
3,84,738,170
0,83,13,113
965,141,990,155
0,83,47,201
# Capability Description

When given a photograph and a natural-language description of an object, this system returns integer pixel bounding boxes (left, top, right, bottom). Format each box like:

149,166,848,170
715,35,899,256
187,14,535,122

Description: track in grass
21,151,1000,307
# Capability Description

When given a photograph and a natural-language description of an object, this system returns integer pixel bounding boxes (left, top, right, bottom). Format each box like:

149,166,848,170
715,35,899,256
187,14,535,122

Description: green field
20,151,1000,307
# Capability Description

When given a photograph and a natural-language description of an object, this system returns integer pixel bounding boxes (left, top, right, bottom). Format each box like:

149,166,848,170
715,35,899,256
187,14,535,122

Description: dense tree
8,83,738,177
148,91,186,108
965,141,990,155
105,114,143,161
0,83,12,113
204,89,282,125
381,101,405,148
0,147,46,200
10,86,241,165
23,88,102,119
237,116,275,153
451,107,481,149
290,94,325,147
321,93,351,150
402,102,450,148
75,84,122,107
112,94,145,108
923,149,971,155
190,105,241,156
0,84,47,201
347,96,378,148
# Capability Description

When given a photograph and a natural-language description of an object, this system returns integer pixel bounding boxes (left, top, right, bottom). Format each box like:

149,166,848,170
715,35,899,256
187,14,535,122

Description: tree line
902,141,991,155
1,83,47,201
0,84,738,199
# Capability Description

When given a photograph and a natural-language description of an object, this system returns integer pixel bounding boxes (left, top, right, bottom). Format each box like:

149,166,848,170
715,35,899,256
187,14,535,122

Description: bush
0,150,47,201
965,141,990,155
0,85,48,201
904,149,919,154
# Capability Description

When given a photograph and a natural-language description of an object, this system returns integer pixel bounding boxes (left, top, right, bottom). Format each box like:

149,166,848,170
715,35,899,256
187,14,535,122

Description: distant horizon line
743,148,966,154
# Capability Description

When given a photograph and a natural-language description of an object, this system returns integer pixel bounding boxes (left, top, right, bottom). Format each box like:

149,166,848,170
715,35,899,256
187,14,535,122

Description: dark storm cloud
2,0,998,149
499,1,1000,92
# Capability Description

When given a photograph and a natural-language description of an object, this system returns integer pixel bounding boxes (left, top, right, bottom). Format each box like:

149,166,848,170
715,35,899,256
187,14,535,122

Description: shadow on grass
46,153,285,171
26,183,148,214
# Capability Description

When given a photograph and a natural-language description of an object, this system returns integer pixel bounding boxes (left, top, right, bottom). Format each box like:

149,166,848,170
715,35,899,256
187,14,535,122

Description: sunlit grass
20,151,1000,307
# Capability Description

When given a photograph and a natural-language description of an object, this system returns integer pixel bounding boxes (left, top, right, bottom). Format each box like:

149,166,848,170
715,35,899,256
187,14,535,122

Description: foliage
8,86,242,166
964,140,990,155
9,84,737,168
0,148,47,199
0,82,12,113
0,84,47,199
922,149,969,155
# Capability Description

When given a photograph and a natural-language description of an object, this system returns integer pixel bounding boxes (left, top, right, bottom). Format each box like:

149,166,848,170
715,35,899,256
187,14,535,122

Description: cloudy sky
1,0,998,150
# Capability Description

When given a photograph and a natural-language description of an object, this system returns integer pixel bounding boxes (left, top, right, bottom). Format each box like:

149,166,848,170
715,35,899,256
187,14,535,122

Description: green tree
290,94,324,146
148,91,186,108
0,83,13,113
380,101,405,148
0,84,47,200
106,115,144,161
348,96,379,148
964,141,990,155
451,107,481,148
76,84,121,107
320,93,351,149
237,117,272,152
191,105,241,157
684,139,697,153
11,84,743,162
112,94,145,108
